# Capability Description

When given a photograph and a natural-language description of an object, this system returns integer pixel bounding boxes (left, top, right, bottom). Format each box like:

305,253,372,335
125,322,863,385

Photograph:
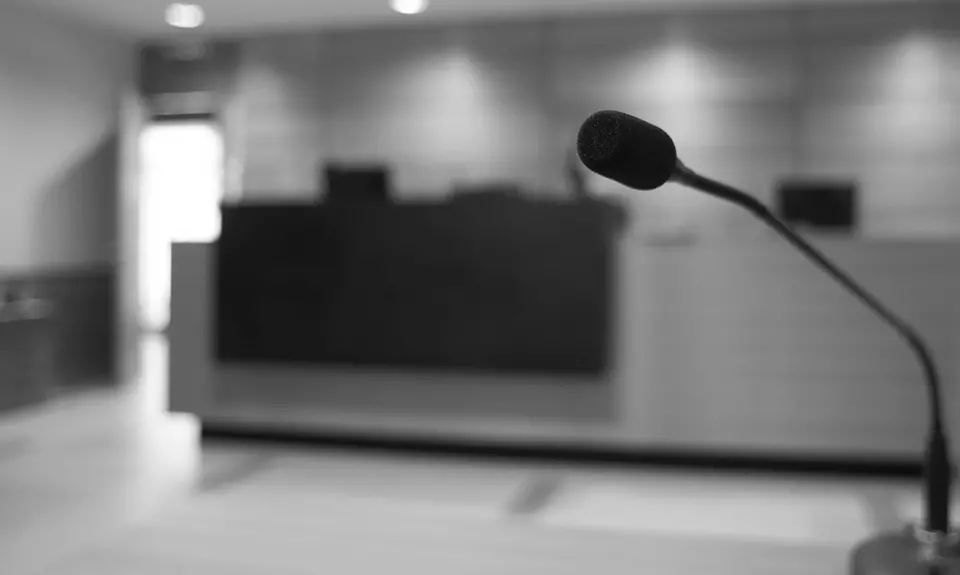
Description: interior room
1,0,959,573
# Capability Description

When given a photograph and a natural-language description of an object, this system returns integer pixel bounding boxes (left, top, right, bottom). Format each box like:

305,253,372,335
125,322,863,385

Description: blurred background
0,0,959,573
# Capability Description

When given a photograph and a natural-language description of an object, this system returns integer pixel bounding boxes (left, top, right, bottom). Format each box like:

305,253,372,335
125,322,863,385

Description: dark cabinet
0,303,55,413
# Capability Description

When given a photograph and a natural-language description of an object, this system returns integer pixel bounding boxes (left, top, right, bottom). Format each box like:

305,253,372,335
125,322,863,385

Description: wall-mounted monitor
322,163,391,203
775,178,858,232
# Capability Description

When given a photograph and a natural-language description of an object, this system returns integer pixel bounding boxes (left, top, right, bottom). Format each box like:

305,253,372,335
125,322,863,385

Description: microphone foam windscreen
576,110,677,191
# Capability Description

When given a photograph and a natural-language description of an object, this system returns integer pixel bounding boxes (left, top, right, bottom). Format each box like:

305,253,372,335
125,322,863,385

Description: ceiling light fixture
390,0,429,16
165,3,205,29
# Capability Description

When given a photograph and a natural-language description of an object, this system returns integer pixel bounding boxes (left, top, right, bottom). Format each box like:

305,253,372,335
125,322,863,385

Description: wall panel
198,2,960,236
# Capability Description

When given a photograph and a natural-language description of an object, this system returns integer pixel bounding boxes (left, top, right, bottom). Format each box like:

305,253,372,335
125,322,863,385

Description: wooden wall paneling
659,6,799,46
146,2,960,238
138,40,241,100
800,2,940,44
322,23,553,198
444,21,555,195
419,22,549,194
324,26,463,197
236,33,327,198
589,9,800,108
551,10,799,237
796,2,960,238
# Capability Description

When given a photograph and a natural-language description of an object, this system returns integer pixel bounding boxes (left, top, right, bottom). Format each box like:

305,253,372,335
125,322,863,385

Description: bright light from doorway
391,0,429,15
165,3,205,28
138,121,223,332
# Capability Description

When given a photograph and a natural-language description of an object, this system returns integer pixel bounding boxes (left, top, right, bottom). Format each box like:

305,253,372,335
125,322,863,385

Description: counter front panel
215,202,615,375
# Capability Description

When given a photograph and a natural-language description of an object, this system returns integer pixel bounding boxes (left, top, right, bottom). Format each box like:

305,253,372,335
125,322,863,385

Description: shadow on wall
15,131,121,387
34,131,119,267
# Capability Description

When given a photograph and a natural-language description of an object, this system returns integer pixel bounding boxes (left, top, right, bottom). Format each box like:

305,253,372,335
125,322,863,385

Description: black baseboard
201,424,923,480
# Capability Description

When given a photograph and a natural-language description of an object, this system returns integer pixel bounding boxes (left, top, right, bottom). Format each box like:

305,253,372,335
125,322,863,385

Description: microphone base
852,525,960,575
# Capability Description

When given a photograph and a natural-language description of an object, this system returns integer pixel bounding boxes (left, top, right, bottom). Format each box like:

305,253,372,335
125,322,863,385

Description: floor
0,335,947,575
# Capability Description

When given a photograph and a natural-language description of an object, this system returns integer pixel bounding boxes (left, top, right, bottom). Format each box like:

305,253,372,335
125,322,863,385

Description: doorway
137,119,224,333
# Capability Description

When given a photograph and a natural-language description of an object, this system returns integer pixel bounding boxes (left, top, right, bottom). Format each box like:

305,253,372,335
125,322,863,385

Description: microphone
577,110,957,574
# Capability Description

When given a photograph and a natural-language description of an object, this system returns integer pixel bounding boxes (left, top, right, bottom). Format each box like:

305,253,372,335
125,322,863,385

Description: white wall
0,4,133,271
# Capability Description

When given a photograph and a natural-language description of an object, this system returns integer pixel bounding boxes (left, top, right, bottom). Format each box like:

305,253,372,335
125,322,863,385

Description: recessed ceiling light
165,3,205,28
390,0,428,16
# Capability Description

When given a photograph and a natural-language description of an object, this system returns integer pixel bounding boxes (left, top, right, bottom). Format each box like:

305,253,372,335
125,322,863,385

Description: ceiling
15,0,930,39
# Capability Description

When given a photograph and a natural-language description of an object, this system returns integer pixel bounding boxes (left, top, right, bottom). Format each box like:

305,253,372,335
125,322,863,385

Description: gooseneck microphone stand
672,161,957,574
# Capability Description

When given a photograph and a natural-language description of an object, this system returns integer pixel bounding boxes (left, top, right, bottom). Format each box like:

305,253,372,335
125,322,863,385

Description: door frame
116,94,226,383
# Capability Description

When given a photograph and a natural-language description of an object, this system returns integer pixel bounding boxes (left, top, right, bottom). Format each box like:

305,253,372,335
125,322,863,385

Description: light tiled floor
540,478,873,546
0,335,940,574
